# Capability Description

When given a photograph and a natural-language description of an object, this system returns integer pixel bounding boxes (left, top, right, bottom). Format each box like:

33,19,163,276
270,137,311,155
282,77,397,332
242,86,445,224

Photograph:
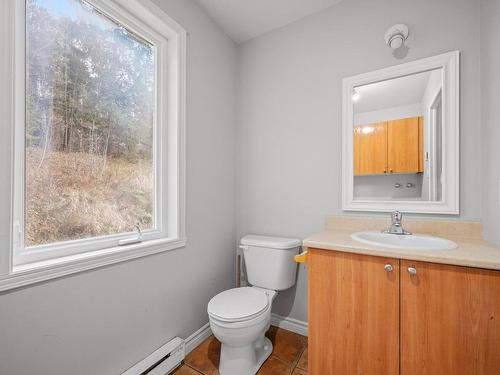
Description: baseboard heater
122,337,185,375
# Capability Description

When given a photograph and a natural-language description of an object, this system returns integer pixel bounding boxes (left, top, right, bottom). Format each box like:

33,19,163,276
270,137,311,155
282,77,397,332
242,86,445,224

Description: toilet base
254,337,273,373
219,336,273,375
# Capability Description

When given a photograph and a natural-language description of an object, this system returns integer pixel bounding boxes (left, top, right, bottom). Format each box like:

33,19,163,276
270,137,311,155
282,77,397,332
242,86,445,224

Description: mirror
342,52,459,214
353,69,442,201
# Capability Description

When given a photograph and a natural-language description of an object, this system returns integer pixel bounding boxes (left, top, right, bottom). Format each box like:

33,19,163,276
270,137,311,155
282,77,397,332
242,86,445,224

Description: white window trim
0,0,186,292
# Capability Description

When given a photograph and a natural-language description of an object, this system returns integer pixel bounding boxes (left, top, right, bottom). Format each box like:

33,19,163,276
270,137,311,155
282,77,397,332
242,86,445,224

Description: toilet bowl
207,234,301,375
208,287,276,375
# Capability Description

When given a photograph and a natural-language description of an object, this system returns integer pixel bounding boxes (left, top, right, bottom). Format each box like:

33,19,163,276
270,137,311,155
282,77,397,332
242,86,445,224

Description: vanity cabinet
400,260,500,375
354,116,423,176
307,248,500,375
308,249,399,375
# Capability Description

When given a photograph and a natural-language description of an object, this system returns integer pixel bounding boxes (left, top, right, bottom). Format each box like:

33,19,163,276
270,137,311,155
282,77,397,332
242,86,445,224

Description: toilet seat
208,287,269,323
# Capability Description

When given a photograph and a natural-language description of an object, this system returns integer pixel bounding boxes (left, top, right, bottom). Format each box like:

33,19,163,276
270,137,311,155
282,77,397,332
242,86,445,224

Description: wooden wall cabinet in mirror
354,116,423,176
342,51,459,214
354,122,388,175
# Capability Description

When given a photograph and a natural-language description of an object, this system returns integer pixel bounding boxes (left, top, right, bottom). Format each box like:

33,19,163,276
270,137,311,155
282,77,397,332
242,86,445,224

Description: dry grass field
25,147,153,247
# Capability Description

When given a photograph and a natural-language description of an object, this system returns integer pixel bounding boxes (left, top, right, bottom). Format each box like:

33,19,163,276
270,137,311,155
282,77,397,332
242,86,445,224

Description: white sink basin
351,231,458,250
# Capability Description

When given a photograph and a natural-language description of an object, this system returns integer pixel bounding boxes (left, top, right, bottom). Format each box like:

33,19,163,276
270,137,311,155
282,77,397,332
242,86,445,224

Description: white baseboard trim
185,322,212,354
271,313,308,337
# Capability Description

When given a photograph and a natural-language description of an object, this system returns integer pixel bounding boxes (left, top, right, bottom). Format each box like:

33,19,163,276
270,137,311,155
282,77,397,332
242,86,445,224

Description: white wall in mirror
342,51,459,214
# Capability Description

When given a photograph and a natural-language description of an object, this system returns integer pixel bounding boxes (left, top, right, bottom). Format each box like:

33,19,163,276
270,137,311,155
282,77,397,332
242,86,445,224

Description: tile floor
172,326,308,375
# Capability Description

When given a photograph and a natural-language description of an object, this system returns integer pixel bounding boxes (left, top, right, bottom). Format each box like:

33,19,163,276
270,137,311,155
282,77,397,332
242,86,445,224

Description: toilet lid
208,287,269,322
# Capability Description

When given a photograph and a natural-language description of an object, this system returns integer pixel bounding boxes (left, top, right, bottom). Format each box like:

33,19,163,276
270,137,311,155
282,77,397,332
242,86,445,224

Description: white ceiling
194,0,344,44
354,70,438,113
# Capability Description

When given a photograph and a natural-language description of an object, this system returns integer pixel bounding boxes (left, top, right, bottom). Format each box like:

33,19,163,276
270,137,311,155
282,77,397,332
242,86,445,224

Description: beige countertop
303,216,500,271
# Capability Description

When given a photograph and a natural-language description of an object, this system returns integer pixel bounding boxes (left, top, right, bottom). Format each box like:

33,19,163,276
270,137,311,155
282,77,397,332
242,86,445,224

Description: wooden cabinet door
354,125,361,176
418,116,424,173
387,117,420,173
401,260,500,375
354,122,388,175
308,249,399,375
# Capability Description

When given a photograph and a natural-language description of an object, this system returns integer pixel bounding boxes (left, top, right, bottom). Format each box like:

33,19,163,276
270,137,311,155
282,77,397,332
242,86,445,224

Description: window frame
0,0,186,291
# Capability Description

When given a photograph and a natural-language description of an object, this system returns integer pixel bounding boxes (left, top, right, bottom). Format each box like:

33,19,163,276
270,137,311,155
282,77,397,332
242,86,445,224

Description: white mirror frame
342,51,460,214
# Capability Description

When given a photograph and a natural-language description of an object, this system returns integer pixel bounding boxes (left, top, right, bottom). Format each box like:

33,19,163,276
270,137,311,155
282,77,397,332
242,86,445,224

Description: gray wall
236,0,481,322
0,1,237,374
481,0,500,245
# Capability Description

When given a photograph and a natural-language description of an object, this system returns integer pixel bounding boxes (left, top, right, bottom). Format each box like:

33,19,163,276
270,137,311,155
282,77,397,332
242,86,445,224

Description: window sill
0,237,187,292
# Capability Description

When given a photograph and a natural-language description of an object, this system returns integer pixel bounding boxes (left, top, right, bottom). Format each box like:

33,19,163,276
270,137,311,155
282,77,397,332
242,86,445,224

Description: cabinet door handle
407,266,417,275
384,264,393,272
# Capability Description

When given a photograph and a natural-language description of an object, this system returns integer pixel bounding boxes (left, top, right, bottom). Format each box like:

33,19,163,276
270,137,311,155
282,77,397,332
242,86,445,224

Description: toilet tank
240,235,301,291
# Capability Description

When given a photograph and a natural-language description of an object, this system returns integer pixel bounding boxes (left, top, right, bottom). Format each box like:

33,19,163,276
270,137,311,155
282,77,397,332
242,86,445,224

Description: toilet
207,234,301,375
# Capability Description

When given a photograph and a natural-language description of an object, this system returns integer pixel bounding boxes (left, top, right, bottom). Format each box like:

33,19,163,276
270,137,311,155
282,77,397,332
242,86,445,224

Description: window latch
118,223,143,246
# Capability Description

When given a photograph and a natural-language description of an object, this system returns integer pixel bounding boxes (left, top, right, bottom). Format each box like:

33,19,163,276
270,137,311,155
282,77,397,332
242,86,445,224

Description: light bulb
352,90,360,102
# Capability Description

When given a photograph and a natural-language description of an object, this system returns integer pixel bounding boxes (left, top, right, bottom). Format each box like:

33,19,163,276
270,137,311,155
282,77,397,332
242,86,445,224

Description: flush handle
384,264,393,272
294,250,308,264
407,266,417,275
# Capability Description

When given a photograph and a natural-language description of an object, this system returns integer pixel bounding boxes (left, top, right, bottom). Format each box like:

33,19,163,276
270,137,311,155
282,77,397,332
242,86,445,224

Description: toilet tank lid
240,234,302,249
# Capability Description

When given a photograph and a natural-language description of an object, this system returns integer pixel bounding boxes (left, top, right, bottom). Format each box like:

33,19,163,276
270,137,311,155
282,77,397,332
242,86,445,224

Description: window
0,0,185,286
25,0,155,249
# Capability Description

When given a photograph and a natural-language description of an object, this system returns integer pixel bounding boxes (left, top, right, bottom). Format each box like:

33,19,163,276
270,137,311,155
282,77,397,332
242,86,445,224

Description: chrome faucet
383,211,412,235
